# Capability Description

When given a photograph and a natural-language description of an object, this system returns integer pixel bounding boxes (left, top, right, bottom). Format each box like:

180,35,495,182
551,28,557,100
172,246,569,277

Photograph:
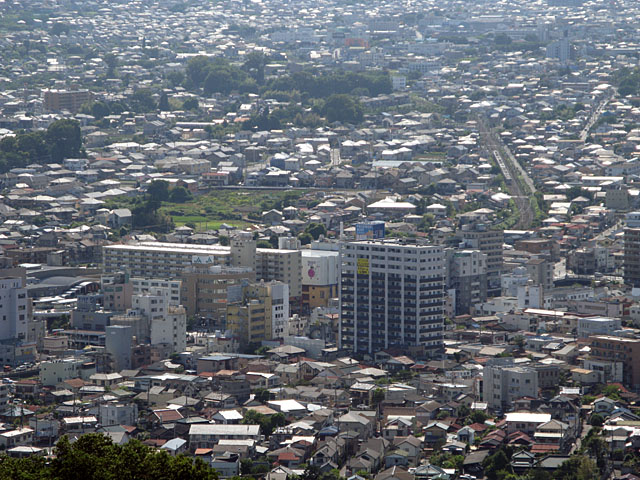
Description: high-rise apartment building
624,228,640,287
340,240,444,358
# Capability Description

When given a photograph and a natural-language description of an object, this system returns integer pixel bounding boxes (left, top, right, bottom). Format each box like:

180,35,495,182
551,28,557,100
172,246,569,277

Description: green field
160,189,306,230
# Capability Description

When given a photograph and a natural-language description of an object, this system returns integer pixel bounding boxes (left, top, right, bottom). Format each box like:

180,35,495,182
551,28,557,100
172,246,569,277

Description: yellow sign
357,258,369,275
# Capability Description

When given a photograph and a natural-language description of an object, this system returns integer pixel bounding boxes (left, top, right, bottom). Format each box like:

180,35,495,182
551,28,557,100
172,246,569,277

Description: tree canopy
0,118,82,172
0,434,218,480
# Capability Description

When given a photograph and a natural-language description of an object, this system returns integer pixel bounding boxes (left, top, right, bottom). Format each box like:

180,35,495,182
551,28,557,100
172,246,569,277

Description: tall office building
340,240,444,358
624,228,640,287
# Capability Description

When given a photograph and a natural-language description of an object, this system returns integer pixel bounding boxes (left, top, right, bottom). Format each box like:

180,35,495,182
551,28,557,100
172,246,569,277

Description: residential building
181,265,255,318
340,240,444,358
445,248,487,315
483,358,539,410
459,224,503,296
43,88,91,112
587,335,640,389
624,228,640,287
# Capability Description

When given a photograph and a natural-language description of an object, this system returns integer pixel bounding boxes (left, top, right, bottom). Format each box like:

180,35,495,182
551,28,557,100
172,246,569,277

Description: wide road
477,117,536,229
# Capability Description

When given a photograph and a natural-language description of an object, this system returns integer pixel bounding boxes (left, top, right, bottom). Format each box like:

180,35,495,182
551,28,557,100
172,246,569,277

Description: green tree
305,222,327,240
158,92,170,111
169,186,193,203
147,180,170,202
182,97,199,110
129,89,156,113
46,119,82,162
589,413,604,427
323,94,363,124
371,388,386,408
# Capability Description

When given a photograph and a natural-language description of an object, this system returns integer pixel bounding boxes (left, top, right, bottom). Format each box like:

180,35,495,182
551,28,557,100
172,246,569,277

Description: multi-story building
301,249,340,313
102,272,133,312
131,278,182,306
587,335,640,389
103,241,301,306
340,240,444,358
226,281,289,344
0,277,29,342
577,317,622,339
624,228,640,287
459,224,503,296
483,358,539,410
445,248,487,315
181,265,255,318
43,88,92,112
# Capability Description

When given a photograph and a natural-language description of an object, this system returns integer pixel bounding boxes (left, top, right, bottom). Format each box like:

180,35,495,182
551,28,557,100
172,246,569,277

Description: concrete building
98,402,138,426
445,249,487,315
181,265,255,318
103,241,301,306
131,278,182,306
105,325,133,372
43,88,91,112
226,281,289,344
150,305,187,354
577,317,622,339
459,224,503,296
40,358,96,386
340,240,444,358
624,228,640,287
0,277,29,342
483,358,539,410
101,273,133,312
588,335,640,389
301,249,340,312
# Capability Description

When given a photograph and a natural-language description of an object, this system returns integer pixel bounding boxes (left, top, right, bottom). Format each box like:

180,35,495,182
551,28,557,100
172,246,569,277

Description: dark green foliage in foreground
0,434,218,480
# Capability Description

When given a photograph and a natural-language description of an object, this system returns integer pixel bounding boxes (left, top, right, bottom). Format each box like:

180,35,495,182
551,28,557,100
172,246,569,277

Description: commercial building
340,240,444,358
43,88,92,112
301,249,340,312
483,358,539,410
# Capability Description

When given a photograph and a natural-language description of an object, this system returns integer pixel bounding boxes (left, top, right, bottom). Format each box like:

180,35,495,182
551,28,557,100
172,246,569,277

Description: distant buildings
42,89,91,112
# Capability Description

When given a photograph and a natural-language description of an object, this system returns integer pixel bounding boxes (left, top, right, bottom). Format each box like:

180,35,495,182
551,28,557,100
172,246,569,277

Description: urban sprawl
0,0,638,478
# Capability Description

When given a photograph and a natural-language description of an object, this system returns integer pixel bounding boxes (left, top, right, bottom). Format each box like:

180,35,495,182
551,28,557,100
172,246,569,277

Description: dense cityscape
0,0,638,478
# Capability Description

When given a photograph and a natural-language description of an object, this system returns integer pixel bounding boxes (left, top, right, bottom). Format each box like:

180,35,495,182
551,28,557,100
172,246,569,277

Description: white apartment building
0,277,29,341
340,240,445,358
483,358,539,410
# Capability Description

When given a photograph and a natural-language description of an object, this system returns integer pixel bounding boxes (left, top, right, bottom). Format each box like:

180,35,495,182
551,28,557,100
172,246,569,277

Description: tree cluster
186,56,257,95
0,434,218,480
266,69,391,99
242,410,286,437
0,119,82,172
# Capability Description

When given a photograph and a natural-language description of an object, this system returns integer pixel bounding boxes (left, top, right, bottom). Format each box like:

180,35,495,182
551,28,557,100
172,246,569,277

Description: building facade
340,240,444,358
